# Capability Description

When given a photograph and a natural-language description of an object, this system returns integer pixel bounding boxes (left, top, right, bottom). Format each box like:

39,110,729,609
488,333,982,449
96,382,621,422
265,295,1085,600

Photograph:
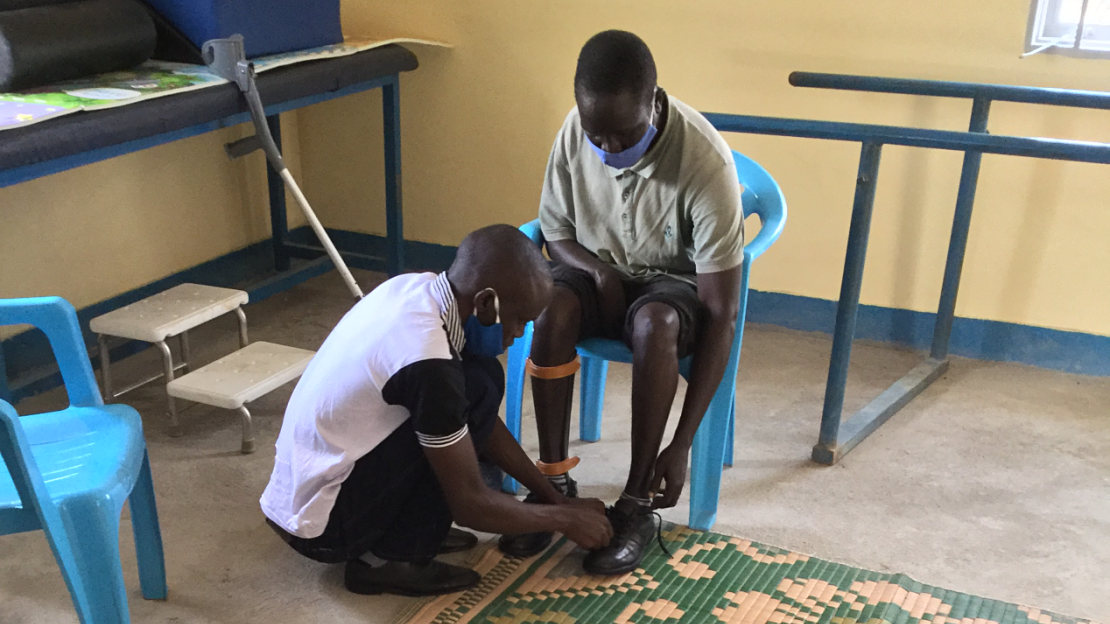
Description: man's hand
557,501,613,550
592,265,626,335
649,443,690,509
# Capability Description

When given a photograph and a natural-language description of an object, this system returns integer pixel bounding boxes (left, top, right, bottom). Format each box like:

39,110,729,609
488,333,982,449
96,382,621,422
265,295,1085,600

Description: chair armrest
743,194,787,262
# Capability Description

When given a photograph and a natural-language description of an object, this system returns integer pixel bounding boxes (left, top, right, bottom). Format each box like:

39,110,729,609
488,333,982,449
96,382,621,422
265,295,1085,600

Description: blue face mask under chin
586,106,658,169
462,289,504,357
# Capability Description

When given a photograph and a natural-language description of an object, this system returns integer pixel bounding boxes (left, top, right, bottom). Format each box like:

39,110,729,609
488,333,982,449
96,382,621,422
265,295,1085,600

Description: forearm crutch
203,35,364,300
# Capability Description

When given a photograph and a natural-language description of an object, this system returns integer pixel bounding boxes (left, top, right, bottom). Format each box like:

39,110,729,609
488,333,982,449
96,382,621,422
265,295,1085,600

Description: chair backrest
0,297,102,408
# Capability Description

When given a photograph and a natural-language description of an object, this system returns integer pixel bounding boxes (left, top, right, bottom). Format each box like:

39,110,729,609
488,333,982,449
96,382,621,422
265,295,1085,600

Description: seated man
261,225,612,597
499,31,745,575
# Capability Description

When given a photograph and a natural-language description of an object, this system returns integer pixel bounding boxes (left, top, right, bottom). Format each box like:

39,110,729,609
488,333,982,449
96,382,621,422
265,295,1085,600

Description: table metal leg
155,341,181,436
0,342,10,404
931,98,991,359
179,331,192,375
235,307,249,348
383,75,404,276
97,334,113,401
238,406,255,454
266,114,291,272
814,142,883,464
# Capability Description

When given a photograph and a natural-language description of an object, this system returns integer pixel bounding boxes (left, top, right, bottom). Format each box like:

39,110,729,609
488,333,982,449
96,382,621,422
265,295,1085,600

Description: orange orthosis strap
536,456,581,476
526,357,580,380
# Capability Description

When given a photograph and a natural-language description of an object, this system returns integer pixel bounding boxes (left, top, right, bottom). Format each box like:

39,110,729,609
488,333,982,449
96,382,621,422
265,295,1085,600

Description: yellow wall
2,1,1108,343
297,0,1110,337
0,116,306,338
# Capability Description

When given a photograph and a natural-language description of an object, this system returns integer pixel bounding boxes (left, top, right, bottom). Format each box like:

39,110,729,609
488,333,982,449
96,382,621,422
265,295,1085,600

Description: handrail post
815,142,884,462
931,97,991,360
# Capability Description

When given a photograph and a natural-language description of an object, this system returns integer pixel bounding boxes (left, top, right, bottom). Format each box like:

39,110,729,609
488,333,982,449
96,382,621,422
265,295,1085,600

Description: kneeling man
261,225,612,596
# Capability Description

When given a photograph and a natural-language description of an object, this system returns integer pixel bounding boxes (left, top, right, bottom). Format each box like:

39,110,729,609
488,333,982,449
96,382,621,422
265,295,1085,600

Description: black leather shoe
439,527,479,554
582,499,656,576
344,559,481,597
498,476,578,558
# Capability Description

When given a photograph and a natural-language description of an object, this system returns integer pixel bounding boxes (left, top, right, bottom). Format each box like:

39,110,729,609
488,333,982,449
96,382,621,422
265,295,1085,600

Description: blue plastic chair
504,150,787,531
0,297,167,623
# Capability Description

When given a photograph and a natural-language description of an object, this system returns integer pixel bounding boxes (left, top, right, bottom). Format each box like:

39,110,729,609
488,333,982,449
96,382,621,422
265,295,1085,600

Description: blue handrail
702,112,1110,164
789,71,1110,110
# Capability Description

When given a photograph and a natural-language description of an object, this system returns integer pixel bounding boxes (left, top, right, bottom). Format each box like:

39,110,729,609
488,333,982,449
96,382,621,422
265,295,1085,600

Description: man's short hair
574,30,656,101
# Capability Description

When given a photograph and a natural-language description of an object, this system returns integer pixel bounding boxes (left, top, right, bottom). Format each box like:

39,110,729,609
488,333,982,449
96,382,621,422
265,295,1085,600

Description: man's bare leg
626,302,681,498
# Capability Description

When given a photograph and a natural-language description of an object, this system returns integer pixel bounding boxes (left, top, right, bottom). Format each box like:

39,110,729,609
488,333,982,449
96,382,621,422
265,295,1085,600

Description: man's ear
473,289,498,324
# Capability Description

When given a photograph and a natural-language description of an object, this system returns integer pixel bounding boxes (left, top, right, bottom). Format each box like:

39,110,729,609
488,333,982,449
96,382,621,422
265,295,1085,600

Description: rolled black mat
0,0,156,91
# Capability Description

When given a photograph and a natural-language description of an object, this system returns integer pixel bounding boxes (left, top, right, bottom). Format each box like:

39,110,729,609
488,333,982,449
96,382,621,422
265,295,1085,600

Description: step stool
166,342,314,453
90,283,249,435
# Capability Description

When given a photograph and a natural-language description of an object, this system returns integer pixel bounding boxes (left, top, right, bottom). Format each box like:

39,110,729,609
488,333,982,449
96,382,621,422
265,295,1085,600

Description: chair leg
128,451,167,600
238,406,255,454
688,385,733,531
502,322,532,494
54,497,131,623
154,341,181,437
578,355,607,443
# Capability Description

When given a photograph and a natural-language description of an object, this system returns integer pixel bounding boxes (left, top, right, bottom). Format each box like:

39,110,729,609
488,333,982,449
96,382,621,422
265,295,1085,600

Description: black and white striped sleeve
381,358,469,449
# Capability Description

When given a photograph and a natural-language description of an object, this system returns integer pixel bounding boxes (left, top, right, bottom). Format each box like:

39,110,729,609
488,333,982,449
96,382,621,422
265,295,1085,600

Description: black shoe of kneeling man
439,527,479,554
344,558,481,597
582,498,656,576
498,475,579,558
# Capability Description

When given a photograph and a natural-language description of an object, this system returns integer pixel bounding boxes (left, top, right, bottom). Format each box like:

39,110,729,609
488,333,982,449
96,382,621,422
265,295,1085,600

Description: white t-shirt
260,272,467,539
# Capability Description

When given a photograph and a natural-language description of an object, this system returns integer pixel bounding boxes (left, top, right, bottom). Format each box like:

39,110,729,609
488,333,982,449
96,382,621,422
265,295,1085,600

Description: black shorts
551,263,703,359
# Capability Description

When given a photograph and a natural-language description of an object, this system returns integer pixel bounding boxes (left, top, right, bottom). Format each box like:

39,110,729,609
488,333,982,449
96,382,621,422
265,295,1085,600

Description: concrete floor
2,268,1107,624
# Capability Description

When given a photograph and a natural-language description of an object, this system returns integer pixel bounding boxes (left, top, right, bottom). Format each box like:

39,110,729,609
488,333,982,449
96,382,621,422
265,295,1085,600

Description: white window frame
1025,0,1110,58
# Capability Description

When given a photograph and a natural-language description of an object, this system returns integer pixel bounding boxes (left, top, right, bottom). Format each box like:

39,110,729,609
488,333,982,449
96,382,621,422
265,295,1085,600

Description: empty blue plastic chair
504,150,787,531
0,297,167,623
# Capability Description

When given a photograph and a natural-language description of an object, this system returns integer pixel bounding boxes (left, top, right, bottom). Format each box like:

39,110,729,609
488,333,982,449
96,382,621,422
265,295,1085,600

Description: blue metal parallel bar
814,358,950,464
266,114,291,272
789,72,1110,110
708,92,1110,464
0,75,395,189
931,98,992,359
703,113,1110,164
815,142,883,457
382,75,404,276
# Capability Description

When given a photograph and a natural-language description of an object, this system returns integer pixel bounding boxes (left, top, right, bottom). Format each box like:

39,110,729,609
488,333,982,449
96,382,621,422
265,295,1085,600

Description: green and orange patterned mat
397,524,1101,624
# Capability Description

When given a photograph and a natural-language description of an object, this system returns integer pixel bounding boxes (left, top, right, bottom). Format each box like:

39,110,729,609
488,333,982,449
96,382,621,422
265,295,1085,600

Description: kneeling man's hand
558,498,612,550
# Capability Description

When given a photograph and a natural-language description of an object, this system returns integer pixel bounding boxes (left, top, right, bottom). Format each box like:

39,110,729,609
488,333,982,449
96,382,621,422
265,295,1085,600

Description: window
1025,0,1110,58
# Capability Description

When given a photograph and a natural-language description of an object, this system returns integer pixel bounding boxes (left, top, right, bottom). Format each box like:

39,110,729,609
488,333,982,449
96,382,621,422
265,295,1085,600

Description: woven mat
396,524,1101,624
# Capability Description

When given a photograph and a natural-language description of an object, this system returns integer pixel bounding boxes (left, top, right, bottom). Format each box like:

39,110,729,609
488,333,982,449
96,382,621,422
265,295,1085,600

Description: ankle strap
536,456,580,476
526,357,580,380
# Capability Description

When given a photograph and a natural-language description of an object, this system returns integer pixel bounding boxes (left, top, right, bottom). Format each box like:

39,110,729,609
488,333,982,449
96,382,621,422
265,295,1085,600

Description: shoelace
652,511,672,558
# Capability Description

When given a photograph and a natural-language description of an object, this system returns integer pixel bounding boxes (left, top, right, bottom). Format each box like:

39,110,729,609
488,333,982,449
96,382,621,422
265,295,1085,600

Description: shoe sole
346,581,479,597
582,558,644,577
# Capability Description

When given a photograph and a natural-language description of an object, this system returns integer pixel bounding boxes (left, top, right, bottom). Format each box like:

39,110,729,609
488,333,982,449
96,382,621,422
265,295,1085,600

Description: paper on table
0,36,450,132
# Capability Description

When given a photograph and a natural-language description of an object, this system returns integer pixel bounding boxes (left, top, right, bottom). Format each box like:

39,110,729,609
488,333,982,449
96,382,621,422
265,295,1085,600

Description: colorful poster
0,37,447,132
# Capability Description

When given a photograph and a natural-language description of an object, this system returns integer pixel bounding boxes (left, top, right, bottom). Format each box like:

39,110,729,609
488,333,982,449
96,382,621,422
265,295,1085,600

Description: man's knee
631,302,680,350
532,287,582,359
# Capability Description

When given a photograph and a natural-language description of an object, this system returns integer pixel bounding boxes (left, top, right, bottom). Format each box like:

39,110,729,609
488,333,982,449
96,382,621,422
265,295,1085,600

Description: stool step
166,342,314,410
90,283,248,343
